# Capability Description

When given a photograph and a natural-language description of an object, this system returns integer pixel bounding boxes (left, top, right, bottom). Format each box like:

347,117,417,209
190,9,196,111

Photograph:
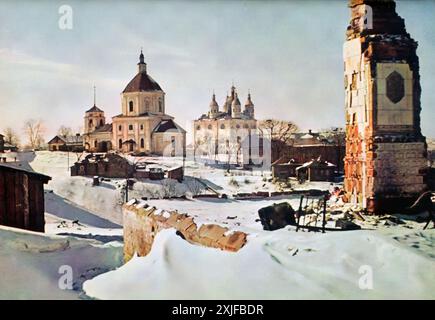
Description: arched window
140,124,144,131
129,124,133,131
140,138,144,148
158,99,163,112
89,119,93,126
94,140,98,148
118,139,122,149
129,101,134,112
118,125,122,131
144,99,150,112
99,119,104,126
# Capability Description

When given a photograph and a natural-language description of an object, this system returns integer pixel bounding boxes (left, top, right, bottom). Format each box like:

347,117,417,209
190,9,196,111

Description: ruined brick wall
123,201,247,262
343,0,427,212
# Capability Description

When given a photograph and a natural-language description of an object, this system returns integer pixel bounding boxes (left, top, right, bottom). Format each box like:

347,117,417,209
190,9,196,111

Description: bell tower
343,0,427,212
84,86,105,134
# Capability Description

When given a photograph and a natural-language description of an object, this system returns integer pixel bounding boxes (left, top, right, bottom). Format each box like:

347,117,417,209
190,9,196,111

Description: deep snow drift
84,228,435,299
0,225,123,299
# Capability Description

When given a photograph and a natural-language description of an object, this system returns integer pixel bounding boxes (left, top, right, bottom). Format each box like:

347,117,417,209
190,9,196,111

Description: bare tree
57,125,73,137
259,119,299,161
160,179,178,198
320,127,346,172
3,127,20,147
23,119,45,150
185,177,204,196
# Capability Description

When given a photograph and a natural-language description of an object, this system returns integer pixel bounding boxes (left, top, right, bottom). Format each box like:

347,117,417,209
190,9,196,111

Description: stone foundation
123,200,247,262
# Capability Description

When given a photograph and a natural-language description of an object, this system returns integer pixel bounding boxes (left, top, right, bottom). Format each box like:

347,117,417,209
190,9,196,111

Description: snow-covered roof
296,159,336,171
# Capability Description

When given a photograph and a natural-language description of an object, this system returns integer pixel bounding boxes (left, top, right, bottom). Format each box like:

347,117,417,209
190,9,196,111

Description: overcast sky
0,0,434,144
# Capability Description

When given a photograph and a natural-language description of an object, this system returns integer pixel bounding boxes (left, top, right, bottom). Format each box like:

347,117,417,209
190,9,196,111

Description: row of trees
2,121,79,150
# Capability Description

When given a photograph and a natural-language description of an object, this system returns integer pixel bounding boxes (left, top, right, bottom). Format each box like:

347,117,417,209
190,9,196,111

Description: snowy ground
84,228,435,300
144,196,308,233
1,151,433,299
0,225,123,299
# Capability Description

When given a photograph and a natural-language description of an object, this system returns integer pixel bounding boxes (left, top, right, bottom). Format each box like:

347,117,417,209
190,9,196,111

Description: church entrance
101,141,108,152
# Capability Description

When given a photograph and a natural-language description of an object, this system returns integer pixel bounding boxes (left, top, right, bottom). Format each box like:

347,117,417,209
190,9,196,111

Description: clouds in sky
0,0,434,143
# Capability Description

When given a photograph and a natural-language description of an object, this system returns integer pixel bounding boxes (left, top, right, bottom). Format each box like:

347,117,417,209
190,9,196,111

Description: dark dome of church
122,73,162,93
86,105,104,113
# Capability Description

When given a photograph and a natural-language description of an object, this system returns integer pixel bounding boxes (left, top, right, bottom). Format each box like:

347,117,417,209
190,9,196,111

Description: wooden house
0,164,51,232
47,134,84,152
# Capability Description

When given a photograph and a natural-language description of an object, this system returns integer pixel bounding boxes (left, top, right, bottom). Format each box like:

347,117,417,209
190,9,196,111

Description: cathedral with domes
193,85,259,165
82,51,186,156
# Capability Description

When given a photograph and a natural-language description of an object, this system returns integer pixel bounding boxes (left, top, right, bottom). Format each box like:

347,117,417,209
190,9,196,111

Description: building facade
0,134,4,153
0,164,51,232
83,51,186,156
193,85,259,165
48,134,84,152
343,0,427,212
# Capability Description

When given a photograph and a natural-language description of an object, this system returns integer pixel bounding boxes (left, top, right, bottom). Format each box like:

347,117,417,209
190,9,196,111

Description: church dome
122,51,163,93
209,94,219,108
245,93,254,106
122,73,162,93
85,105,104,113
232,94,241,106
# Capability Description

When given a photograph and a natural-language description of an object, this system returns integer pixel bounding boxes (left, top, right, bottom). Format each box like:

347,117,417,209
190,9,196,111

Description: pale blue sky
0,0,434,142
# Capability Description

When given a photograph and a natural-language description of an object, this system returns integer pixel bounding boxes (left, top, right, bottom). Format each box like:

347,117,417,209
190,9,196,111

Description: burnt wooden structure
0,164,51,232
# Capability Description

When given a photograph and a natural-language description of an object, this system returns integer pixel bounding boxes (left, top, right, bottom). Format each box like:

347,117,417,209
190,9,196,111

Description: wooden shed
0,164,51,232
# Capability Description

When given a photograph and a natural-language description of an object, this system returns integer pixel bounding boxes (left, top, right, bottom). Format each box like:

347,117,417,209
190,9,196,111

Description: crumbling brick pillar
343,0,428,213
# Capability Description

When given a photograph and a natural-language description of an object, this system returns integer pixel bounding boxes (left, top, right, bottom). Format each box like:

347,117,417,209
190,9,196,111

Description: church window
129,124,133,131
140,138,144,148
236,124,241,129
158,99,163,112
259,136,264,157
99,119,103,127
220,124,225,130
118,139,122,149
171,136,176,157
118,125,122,131
94,140,98,148
145,99,150,112
129,101,134,112
89,119,93,126
140,124,144,131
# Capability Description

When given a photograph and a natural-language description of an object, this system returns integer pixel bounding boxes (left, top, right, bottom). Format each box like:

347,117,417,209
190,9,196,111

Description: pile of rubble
257,189,435,232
